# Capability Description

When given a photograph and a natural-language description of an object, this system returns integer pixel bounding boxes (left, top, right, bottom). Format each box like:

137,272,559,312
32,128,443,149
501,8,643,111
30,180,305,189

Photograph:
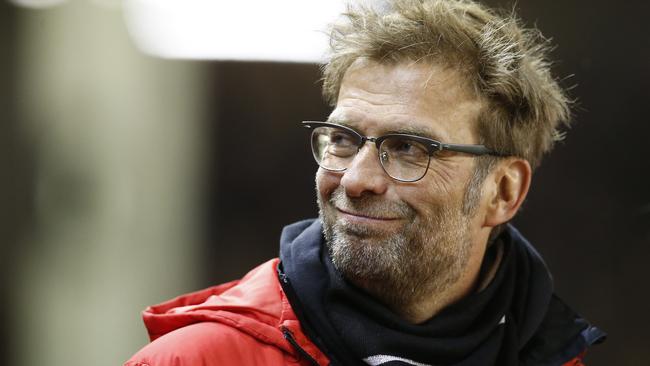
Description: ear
483,158,532,228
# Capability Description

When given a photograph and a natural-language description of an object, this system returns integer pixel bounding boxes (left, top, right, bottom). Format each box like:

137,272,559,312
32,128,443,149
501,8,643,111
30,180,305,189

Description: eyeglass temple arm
439,143,500,156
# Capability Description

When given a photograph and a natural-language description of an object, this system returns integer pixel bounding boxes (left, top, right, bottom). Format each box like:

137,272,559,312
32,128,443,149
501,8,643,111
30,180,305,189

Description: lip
336,208,400,222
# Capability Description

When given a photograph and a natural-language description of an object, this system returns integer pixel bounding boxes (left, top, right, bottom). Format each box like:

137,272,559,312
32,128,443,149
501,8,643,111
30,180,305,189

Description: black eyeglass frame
302,121,501,182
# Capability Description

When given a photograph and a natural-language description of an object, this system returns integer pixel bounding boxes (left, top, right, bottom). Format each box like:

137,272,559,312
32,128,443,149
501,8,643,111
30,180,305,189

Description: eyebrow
385,126,442,140
326,117,444,141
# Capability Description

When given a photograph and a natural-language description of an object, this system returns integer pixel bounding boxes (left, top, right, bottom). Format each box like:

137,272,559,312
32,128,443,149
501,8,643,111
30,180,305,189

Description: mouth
336,207,401,222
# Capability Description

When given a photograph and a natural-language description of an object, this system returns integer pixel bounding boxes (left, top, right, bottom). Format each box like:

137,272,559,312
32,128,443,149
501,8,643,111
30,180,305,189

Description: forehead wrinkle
327,114,446,141
333,61,481,143
344,59,473,107
385,125,444,141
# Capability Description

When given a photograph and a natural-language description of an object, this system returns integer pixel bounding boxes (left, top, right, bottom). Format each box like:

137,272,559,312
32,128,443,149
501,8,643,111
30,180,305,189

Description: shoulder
520,295,606,366
124,321,287,366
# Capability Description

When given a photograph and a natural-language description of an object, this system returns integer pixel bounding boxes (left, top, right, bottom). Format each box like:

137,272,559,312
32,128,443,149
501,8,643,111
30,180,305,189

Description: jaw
315,151,492,325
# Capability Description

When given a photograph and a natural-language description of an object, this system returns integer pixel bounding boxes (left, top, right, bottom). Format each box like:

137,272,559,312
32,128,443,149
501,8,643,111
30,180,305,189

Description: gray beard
318,186,473,310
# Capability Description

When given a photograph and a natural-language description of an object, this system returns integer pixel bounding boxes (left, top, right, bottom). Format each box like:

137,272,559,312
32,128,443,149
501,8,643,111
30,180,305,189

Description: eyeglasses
302,121,500,182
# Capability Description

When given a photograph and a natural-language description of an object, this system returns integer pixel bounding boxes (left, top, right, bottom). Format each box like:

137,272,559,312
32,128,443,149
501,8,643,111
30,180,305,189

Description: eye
329,131,354,147
315,127,358,158
394,141,415,153
383,137,428,159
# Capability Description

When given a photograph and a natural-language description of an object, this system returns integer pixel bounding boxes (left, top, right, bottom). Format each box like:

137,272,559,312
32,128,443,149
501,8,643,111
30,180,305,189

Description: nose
339,143,390,197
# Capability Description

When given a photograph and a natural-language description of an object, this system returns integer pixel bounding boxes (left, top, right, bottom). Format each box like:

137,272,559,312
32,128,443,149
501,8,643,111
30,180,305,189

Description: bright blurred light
9,0,68,8
123,0,347,62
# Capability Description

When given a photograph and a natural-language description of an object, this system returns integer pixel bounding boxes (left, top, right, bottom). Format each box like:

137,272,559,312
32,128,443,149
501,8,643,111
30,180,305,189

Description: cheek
426,160,463,193
405,167,471,216
316,168,342,200
426,159,475,196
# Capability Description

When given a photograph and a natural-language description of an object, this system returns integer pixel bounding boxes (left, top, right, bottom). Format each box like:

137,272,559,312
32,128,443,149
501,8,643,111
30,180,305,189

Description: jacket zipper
278,263,326,365
279,270,289,284
282,326,320,366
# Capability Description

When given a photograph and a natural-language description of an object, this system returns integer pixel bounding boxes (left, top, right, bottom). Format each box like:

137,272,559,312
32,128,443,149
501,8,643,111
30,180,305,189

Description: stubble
318,185,473,311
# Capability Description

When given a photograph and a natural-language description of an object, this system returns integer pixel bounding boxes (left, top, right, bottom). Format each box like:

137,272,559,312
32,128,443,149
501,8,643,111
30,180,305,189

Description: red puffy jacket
124,258,586,366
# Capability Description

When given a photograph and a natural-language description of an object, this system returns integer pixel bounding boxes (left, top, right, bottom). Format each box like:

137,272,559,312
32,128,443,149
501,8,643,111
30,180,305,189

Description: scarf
279,219,605,366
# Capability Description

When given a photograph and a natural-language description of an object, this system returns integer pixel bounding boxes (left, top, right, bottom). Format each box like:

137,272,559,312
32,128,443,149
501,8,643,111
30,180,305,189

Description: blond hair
322,0,571,169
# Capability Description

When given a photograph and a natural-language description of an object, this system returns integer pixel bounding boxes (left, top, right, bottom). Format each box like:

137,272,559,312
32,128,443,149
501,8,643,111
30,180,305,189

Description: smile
336,207,401,222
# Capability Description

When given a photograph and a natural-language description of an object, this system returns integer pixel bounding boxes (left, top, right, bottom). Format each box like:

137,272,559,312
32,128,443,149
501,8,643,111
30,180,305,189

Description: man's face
316,59,487,309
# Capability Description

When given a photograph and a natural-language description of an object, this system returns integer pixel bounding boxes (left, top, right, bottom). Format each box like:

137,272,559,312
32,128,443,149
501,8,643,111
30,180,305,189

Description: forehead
330,59,483,142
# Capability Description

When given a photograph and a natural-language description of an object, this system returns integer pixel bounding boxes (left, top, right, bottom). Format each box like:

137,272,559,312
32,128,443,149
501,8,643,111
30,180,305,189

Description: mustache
329,187,414,220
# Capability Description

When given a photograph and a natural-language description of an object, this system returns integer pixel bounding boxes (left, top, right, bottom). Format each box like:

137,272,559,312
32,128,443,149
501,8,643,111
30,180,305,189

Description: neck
394,239,503,324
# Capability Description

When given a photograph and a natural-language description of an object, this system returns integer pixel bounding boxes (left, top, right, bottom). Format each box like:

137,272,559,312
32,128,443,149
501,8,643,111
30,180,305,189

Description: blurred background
0,0,648,365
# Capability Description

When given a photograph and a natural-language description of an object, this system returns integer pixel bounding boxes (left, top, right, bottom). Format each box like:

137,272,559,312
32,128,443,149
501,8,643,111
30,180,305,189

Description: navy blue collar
279,219,605,366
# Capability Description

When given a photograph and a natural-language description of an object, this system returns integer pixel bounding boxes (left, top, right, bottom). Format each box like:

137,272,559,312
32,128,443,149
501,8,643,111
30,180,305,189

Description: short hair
322,0,571,170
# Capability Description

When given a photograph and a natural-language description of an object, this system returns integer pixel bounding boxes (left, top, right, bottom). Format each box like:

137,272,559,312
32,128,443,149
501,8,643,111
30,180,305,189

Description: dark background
3,0,649,365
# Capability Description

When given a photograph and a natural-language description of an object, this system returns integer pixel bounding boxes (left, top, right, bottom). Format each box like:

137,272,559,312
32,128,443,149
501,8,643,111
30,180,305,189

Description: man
125,1,605,365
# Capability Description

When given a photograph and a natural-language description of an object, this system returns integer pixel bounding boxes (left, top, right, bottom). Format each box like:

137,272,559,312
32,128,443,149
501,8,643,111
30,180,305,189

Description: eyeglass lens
310,126,431,182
